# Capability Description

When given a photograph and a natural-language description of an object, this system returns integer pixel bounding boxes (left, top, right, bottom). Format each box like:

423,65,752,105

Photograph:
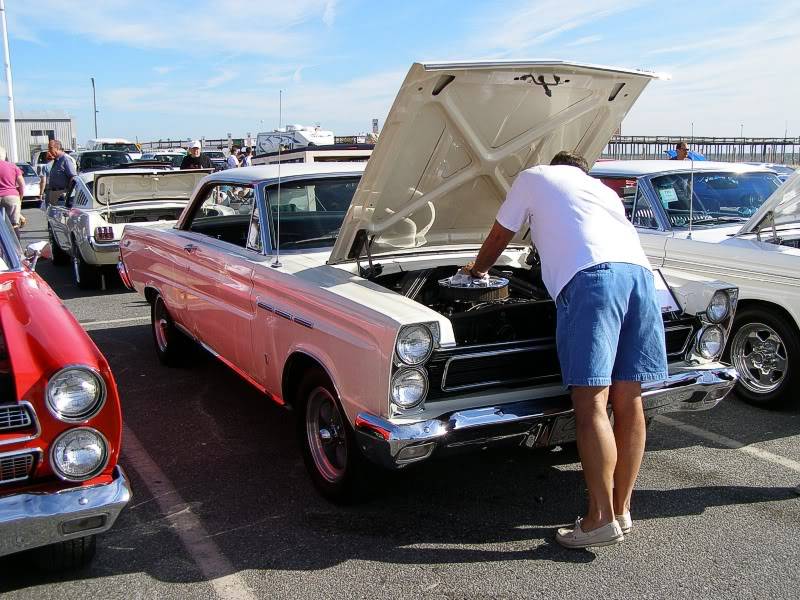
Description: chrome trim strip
275,309,292,321
292,316,314,329
441,344,556,392
0,401,41,447
257,301,274,313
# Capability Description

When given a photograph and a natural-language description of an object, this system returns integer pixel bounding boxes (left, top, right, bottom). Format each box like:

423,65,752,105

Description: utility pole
91,77,98,137
0,0,18,162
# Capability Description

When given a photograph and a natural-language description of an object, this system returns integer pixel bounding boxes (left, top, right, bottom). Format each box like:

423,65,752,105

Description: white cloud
203,69,239,89
6,1,336,58
565,35,602,47
153,66,174,76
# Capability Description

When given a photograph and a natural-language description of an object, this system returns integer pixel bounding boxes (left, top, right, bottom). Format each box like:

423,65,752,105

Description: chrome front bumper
355,367,737,469
0,466,131,558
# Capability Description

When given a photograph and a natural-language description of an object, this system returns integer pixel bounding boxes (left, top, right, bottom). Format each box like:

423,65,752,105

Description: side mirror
25,240,52,271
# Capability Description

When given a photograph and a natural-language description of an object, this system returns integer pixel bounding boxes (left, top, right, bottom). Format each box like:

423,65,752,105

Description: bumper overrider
355,366,737,469
0,466,131,557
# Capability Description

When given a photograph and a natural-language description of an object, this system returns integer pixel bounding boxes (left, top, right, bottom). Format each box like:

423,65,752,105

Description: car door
175,182,259,377
49,181,79,251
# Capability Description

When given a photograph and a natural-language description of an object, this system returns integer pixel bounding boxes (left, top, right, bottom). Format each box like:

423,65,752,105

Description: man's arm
16,174,25,201
468,220,516,277
64,155,78,182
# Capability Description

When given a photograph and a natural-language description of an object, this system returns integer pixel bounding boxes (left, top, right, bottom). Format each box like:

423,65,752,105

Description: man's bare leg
571,385,616,531
609,381,645,516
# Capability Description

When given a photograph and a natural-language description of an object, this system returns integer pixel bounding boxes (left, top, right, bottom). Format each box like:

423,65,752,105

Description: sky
2,0,799,145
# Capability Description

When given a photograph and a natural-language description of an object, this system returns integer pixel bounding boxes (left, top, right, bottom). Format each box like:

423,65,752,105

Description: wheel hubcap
731,322,788,393
306,386,347,483
154,302,170,352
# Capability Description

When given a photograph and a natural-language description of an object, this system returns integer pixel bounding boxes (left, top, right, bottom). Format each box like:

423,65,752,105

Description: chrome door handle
183,244,198,253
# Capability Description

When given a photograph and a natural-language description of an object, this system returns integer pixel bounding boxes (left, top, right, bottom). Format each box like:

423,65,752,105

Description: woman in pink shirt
0,146,25,233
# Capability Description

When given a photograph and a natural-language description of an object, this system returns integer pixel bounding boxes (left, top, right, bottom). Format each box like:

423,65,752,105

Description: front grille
664,321,696,358
427,340,561,399
0,452,35,484
0,405,32,432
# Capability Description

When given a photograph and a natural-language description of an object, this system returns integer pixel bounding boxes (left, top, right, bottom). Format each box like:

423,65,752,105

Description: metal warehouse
0,112,77,163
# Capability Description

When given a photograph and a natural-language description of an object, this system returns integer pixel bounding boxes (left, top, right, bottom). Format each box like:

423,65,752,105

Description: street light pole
91,77,98,137
0,0,19,162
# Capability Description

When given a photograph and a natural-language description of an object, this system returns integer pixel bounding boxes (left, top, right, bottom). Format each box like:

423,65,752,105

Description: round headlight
706,291,730,323
46,367,105,422
390,368,428,409
698,326,724,359
50,427,109,481
395,325,433,365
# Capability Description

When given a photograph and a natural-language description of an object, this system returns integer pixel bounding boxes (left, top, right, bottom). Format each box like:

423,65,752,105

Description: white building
0,112,77,163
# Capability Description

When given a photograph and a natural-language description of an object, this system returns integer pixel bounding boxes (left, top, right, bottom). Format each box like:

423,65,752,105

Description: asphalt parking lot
1,207,799,599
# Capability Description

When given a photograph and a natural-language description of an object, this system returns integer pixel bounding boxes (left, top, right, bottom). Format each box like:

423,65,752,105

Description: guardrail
603,136,800,165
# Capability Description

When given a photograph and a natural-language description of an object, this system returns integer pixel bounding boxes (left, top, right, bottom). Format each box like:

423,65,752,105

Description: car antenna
687,153,695,240
271,90,283,269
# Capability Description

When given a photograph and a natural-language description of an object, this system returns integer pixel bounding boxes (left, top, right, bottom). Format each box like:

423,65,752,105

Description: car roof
590,159,776,177
204,162,366,184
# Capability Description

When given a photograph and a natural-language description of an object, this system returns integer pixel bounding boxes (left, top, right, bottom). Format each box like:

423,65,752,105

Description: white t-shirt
496,164,651,300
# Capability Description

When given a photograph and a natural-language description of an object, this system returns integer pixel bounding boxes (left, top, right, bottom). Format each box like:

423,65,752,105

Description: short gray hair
0,146,6,161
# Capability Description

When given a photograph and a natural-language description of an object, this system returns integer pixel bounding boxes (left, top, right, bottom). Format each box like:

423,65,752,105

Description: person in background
241,147,253,167
462,150,667,549
180,140,212,170
38,149,54,205
45,140,77,207
671,141,689,160
0,146,25,234
226,146,241,169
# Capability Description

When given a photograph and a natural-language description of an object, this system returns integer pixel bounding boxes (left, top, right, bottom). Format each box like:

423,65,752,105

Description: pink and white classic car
118,61,738,501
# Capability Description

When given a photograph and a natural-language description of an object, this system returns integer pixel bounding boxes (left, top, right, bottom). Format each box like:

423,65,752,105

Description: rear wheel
48,227,70,265
726,306,800,408
296,367,371,503
33,535,96,571
71,240,100,289
151,294,191,367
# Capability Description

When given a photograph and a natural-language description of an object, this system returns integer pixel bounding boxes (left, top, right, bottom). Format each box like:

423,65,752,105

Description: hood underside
94,171,207,205
329,60,660,264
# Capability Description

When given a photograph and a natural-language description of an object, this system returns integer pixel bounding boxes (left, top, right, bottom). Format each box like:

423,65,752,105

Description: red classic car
0,213,130,568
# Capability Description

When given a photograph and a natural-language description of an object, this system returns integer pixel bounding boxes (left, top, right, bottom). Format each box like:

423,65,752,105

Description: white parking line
656,415,800,474
79,316,150,326
122,425,257,600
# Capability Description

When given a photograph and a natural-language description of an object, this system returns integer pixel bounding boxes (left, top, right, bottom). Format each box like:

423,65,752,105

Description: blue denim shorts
555,262,668,387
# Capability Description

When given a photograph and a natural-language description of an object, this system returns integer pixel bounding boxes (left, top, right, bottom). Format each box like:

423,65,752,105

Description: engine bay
374,264,557,346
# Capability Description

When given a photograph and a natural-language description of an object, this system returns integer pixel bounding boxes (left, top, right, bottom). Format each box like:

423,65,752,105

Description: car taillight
94,226,115,241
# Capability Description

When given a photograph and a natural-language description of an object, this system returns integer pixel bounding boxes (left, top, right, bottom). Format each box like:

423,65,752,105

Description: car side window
247,199,262,252
631,188,658,229
186,183,256,249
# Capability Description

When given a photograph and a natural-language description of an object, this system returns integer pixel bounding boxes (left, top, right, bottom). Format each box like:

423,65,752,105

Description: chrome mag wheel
731,322,788,394
305,386,348,483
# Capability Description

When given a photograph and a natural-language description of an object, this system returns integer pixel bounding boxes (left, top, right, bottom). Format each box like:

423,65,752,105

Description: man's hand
459,261,488,279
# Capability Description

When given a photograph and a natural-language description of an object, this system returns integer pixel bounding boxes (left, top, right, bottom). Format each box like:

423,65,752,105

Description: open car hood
740,170,800,235
328,60,660,264
94,170,209,205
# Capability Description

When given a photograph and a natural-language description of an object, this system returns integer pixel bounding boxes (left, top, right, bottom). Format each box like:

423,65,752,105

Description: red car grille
0,452,35,484
0,405,32,432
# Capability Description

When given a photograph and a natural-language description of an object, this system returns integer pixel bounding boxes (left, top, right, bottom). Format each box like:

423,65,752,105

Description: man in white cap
180,140,212,170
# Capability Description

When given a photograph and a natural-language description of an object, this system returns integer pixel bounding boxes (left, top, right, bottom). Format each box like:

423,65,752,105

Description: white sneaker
556,518,624,549
616,512,632,534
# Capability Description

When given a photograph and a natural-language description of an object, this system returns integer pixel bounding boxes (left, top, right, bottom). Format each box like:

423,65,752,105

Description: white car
591,160,800,407
46,168,211,288
118,61,739,501
16,162,41,204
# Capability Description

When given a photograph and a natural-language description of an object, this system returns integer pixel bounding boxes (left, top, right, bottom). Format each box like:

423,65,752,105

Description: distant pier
603,135,800,165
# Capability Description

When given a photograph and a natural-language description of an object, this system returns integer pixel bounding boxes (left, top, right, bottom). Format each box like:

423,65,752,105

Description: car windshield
16,163,37,177
649,171,782,228
204,151,224,159
266,177,360,249
80,152,132,170
102,143,139,153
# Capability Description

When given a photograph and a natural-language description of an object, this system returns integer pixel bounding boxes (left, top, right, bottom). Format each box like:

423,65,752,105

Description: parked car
15,162,41,205
201,150,227,171
591,160,800,407
118,61,738,502
0,212,130,568
745,162,796,182
86,138,142,161
46,168,211,288
77,150,133,173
